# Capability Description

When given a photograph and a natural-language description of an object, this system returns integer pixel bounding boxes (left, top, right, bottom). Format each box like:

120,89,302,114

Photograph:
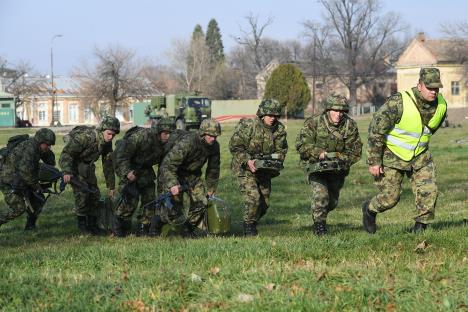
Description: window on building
38,103,47,121
451,81,460,96
53,109,61,121
69,104,77,122
84,108,92,121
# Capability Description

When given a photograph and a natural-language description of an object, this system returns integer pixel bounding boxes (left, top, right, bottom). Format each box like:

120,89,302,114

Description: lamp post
50,34,63,126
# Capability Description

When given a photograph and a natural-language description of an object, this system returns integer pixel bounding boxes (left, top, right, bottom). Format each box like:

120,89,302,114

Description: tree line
1,0,467,120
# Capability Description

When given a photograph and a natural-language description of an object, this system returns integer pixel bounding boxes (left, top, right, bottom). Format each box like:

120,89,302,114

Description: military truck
144,94,211,130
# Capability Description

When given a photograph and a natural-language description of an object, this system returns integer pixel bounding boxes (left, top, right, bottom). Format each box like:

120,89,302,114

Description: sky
1,0,467,76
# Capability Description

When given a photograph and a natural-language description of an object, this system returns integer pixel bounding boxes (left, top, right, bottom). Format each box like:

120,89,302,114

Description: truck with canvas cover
144,94,211,130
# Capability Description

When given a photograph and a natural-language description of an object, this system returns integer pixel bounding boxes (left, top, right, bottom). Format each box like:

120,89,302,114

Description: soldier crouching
296,95,362,235
158,118,221,237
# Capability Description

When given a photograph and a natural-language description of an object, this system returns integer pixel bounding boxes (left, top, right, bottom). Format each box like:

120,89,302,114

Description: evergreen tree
264,64,311,116
205,18,225,65
192,24,204,40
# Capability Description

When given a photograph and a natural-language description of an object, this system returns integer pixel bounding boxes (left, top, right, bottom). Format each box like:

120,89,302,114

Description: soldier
229,99,288,236
59,116,120,235
0,128,56,230
363,68,447,233
296,95,362,235
158,118,221,237
112,117,175,237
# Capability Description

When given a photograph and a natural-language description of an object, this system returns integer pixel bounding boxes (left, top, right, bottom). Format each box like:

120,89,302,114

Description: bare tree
169,37,210,93
3,61,47,120
234,13,274,71
440,21,468,80
306,0,405,108
73,45,155,118
141,64,181,94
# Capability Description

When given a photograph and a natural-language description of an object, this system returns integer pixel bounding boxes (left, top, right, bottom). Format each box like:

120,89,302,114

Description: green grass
0,120,467,311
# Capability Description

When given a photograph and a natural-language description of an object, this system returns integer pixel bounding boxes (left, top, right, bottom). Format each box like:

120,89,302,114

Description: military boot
243,222,258,237
77,216,89,234
112,216,126,238
313,221,327,236
24,214,38,231
411,222,427,233
148,215,163,237
362,200,377,234
181,221,196,238
136,223,150,237
87,216,106,236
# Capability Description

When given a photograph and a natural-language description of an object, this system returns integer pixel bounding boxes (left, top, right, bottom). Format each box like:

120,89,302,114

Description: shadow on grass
430,219,467,230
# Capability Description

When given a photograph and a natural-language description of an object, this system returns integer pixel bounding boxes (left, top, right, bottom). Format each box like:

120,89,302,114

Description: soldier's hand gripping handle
369,165,384,177
247,159,257,173
63,174,72,184
170,185,182,196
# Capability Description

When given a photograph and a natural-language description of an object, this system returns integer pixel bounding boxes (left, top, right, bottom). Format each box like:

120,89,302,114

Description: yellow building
396,33,467,109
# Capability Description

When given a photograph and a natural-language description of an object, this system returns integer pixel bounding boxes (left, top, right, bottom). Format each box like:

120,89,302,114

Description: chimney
417,32,425,43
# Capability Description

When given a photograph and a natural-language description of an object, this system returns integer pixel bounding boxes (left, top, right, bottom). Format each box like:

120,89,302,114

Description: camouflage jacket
113,126,164,184
367,87,447,170
59,126,115,189
295,112,362,168
159,132,220,192
0,137,55,191
229,118,288,176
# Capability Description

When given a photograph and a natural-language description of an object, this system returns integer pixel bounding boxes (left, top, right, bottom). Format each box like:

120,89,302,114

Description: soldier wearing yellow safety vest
363,67,447,234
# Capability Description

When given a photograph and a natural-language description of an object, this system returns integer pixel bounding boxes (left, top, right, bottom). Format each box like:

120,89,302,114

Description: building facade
396,32,467,108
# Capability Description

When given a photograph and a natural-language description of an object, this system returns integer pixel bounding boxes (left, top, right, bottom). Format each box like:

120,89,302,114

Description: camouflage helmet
257,99,283,117
154,117,176,133
99,116,120,134
35,128,56,145
199,118,221,136
324,95,349,112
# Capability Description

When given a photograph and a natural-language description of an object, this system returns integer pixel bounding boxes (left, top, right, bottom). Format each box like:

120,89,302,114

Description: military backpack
0,134,30,169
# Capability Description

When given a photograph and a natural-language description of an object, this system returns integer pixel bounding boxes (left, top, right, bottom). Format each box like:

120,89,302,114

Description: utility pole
50,34,63,126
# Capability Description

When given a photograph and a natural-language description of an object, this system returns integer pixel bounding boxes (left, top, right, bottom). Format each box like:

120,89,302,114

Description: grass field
0,119,467,311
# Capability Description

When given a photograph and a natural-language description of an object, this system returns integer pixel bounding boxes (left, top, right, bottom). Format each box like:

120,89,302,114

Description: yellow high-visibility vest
385,91,447,161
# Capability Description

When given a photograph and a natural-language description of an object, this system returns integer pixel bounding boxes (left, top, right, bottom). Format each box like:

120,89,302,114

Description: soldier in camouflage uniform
0,128,56,230
158,118,221,236
363,68,447,234
229,99,288,236
59,116,120,235
113,117,175,237
296,95,362,235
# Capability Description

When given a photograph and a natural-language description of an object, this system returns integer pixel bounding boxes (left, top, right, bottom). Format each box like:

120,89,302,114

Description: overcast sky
2,0,467,76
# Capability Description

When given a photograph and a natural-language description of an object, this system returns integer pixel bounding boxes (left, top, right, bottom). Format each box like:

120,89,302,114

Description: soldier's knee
378,194,400,210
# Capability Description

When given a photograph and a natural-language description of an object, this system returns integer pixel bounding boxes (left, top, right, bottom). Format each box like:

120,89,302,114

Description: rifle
142,185,188,216
39,163,99,194
113,182,139,210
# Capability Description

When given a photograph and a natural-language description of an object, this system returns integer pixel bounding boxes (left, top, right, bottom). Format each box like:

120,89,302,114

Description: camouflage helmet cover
257,99,283,117
35,128,56,145
324,95,349,112
199,118,221,136
153,117,176,133
419,67,443,88
99,116,120,134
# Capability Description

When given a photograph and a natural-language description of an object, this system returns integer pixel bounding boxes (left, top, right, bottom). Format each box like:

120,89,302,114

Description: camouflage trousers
236,174,271,224
368,162,437,223
0,186,44,226
308,172,346,223
170,177,208,228
114,181,155,225
71,176,101,217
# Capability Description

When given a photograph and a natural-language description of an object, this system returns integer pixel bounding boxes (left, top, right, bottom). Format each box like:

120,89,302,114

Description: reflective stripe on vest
385,91,447,161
